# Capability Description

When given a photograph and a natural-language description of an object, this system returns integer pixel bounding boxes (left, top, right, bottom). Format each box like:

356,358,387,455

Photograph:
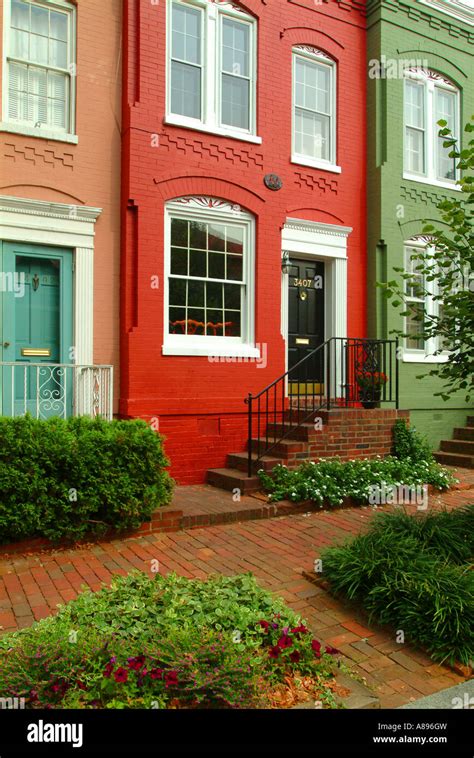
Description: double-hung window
292,46,338,172
163,197,257,357
404,69,460,188
167,0,258,142
403,240,448,361
3,0,76,140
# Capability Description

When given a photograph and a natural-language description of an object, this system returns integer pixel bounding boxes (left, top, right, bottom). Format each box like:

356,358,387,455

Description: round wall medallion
264,173,283,191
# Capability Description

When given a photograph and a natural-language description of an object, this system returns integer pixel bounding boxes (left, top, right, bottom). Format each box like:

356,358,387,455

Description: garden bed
0,572,361,709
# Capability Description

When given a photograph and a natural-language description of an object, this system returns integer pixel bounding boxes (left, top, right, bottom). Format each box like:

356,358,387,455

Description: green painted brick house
366,0,474,451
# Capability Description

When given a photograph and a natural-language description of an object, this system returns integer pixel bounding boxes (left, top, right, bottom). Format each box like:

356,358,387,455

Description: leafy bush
321,507,474,665
0,572,342,709
392,419,433,462
258,456,454,506
0,415,173,543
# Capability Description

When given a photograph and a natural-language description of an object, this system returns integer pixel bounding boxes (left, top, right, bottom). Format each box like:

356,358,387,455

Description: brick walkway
0,469,472,708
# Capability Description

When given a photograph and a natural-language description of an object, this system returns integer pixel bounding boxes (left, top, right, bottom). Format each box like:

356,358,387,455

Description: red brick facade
121,0,368,484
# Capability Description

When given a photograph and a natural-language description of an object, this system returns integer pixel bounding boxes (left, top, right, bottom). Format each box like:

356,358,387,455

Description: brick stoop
207,407,410,493
434,416,474,469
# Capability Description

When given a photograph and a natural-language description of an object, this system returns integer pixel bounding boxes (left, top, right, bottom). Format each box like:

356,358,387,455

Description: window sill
0,122,78,144
164,115,262,145
291,155,341,174
402,173,461,192
162,340,261,359
403,352,449,363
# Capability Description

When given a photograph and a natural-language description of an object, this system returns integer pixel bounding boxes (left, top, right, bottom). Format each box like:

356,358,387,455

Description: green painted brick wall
366,0,474,445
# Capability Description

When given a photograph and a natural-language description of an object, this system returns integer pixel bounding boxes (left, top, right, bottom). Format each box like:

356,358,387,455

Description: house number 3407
293,278,312,287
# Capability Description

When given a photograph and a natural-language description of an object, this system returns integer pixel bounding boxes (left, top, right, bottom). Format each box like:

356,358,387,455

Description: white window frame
1,0,77,143
165,0,260,144
163,197,258,357
403,240,449,363
291,46,340,174
403,69,461,191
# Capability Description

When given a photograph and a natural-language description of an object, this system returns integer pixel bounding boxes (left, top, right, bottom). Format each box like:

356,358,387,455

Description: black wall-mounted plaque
264,173,283,191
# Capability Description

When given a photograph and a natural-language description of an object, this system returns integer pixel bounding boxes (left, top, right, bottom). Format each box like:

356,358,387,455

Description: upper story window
3,0,76,141
163,197,257,358
404,69,460,189
291,46,339,173
167,0,259,143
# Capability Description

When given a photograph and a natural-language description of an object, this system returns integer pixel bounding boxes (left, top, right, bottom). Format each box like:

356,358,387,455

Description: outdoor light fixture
281,251,291,274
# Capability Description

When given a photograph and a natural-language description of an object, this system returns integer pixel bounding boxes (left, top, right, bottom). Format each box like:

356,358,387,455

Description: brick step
453,427,474,441
266,422,321,441
467,416,474,427
227,451,283,474
205,467,261,494
440,439,474,455
248,437,307,457
433,451,474,469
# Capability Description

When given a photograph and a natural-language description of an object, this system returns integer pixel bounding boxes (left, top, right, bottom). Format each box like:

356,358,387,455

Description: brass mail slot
21,348,51,357
295,338,310,345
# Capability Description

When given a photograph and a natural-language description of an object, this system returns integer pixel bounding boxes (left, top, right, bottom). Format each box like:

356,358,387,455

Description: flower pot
359,388,382,409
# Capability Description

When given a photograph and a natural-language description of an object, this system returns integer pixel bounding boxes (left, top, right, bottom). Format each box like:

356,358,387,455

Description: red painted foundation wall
121,0,367,484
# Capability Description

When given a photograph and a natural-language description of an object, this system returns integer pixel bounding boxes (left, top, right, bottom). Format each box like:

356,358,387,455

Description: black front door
288,259,325,385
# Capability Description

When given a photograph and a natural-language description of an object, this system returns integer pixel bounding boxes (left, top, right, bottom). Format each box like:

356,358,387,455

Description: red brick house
120,0,396,486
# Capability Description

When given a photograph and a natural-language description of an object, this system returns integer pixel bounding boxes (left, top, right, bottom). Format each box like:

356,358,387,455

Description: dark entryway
288,258,325,386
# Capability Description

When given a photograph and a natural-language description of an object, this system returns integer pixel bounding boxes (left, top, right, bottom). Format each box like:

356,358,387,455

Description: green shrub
258,456,454,505
321,507,474,665
392,419,432,462
0,415,173,543
0,572,342,709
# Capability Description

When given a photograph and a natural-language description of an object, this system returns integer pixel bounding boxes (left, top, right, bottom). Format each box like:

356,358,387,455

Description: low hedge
320,506,474,665
0,415,173,544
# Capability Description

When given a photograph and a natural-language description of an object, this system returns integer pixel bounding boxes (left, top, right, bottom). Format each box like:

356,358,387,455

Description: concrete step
440,439,474,455
248,437,307,457
433,451,474,469
206,467,261,494
266,422,320,441
227,451,283,474
453,427,474,441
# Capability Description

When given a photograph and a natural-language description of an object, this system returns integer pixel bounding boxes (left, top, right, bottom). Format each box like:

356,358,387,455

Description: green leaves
0,415,174,545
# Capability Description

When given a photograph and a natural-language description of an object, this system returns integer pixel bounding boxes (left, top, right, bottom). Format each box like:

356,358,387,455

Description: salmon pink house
121,0,401,486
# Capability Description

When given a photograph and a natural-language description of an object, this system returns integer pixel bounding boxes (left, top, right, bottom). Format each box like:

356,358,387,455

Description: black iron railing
245,337,399,477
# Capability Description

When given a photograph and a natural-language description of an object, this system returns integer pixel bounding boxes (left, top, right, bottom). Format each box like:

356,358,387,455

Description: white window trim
0,194,101,365
1,0,77,142
166,0,259,141
403,70,461,190
402,240,450,363
162,197,256,358
281,219,351,391
291,47,338,171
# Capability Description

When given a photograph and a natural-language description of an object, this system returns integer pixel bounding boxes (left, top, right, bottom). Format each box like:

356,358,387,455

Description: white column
332,257,347,340
74,247,94,365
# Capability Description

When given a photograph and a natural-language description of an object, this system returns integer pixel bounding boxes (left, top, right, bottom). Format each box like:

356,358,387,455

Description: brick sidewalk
0,475,472,708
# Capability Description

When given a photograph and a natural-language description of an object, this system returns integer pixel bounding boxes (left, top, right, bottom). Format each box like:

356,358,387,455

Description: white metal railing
0,363,113,420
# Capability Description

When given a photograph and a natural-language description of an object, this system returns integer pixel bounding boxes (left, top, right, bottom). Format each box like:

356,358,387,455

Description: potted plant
356,371,388,409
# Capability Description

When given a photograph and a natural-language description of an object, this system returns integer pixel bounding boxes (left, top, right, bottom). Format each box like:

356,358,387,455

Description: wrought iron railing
0,363,113,420
245,338,399,477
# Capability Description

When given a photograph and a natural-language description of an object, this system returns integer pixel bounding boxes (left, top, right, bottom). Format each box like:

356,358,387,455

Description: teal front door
1,243,73,418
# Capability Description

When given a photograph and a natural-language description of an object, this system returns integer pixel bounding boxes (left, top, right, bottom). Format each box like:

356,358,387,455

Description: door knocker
32,274,40,291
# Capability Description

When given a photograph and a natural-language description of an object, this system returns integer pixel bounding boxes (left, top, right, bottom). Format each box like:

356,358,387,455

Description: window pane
187,309,205,334
226,254,243,281
406,303,425,350
12,0,30,31
405,80,424,128
222,18,249,78
172,3,201,64
221,74,249,129
224,283,241,310
171,218,188,247
170,247,188,275
31,4,48,35
189,249,206,277
189,221,207,249
169,278,186,306
208,224,226,251
30,33,48,64
8,63,28,120
206,282,223,308
208,252,225,279
28,67,47,123
206,310,224,337
295,58,329,114
171,61,201,119
50,11,68,41
226,226,243,254
225,310,240,337
405,127,424,174
49,38,67,68
188,280,205,306
169,307,186,333
435,89,456,180
11,29,29,59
